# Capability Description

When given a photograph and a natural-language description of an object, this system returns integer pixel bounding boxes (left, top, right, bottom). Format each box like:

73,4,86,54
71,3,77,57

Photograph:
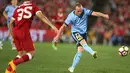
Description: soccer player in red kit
5,0,58,73
52,8,65,50
52,8,65,29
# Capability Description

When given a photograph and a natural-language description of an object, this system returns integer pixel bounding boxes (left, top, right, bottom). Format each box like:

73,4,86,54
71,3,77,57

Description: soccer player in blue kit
53,2,109,72
1,0,18,50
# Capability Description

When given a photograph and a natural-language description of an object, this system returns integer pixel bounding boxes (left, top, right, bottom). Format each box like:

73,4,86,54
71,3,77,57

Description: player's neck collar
73,11,78,16
12,5,17,8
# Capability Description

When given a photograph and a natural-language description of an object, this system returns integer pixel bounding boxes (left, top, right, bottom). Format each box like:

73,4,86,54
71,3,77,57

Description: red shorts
13,29,35,52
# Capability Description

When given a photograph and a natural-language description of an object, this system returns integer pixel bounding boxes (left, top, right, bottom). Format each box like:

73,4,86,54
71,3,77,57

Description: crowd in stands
0,0,130,45
89,0,130,45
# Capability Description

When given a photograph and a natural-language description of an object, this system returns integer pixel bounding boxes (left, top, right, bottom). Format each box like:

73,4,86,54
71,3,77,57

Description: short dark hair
74,2,82,9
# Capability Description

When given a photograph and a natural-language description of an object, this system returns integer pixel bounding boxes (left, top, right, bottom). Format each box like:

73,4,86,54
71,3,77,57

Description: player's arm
54,14,71,42
3,10,8,20
36,11,58,32
91,11,109,19
8,18,15,36
52,24,66,50
55,24,66,40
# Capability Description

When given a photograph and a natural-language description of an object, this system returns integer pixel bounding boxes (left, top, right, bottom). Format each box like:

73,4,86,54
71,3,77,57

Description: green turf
0,42,130,73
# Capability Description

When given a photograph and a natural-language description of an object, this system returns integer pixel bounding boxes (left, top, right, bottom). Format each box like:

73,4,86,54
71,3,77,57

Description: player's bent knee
26,53,33,60
16,55,21,58
78,46,84,52
29,51,35,56
80,39,87,45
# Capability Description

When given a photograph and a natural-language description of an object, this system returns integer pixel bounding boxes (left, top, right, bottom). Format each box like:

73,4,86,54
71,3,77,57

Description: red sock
13,57,19,60
7,57,19,71
7,65,12,71
13,54,30,65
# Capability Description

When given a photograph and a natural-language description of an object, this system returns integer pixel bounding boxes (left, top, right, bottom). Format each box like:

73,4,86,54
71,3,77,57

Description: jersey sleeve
84,8,93,15
33,4,40,15
5,6,9,12
64,14,72,26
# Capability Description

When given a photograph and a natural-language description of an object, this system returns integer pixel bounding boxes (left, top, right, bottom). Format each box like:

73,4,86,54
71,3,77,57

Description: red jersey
52,13,65,29
12,1,40,31
11,1,40,52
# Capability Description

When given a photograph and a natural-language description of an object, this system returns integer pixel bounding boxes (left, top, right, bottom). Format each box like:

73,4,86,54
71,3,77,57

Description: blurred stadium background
0,0,130,46
0,0,130,73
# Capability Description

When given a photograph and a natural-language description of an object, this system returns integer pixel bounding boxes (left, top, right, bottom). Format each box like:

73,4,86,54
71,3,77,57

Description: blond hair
74,2,82,9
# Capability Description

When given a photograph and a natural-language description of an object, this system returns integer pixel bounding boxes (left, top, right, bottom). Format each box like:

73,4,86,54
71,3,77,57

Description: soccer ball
118,46,129,56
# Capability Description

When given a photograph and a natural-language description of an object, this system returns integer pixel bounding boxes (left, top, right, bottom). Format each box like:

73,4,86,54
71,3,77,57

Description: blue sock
82,44,94,55
9,36,15,48
72,52,82,68
2,36,8,43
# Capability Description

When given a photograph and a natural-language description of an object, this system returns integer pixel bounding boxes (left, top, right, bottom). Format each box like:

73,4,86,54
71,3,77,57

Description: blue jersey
5,5,17,23
65,8,92,34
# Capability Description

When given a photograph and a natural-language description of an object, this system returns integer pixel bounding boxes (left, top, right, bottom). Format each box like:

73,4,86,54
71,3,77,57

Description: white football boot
68,67,74,73
0,41,3,50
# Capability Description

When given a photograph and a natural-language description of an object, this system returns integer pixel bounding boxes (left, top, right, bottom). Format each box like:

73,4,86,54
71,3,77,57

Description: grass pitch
0,42,130,73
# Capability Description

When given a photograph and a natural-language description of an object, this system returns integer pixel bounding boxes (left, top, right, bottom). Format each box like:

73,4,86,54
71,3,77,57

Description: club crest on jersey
75,18,80,24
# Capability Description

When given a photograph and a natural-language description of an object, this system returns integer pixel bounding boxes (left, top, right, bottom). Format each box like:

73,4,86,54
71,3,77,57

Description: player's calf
80,39,97,57
5,55,21,73
13,52,34,65
0,41,3,50
5,52,34,73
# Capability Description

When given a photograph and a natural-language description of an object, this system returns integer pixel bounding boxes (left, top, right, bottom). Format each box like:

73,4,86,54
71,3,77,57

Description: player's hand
53,35,59,43
52,26,58,33
104,14,109,19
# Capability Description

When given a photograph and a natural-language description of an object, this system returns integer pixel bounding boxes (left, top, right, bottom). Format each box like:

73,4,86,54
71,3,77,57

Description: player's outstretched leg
1,29,10,50
68,46,83,73
0,36,8,50
5,55,21,73
2,34,8,43
52,41,58,50
5,51,34,73
0,41,3,50
9,36,16,50
80,39,97,58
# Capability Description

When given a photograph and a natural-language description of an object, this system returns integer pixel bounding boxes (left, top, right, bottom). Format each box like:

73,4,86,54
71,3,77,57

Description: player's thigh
79,33,88,45
72,32,83,42
72,32,87,46
77,46,84,52
23,37,35,53
13,39,23,52
80,39,87,45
